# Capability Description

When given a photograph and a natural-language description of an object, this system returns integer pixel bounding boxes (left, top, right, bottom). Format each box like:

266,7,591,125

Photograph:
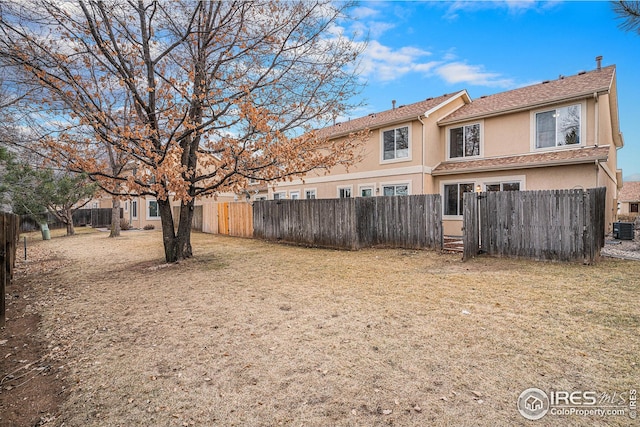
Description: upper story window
449,123,480,159
535,104,581,149
382,126,409,161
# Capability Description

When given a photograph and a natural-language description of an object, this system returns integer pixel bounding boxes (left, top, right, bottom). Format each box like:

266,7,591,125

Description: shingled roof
431,145,610,176
440,65,616,125
317,91,467,139
619,181,640,202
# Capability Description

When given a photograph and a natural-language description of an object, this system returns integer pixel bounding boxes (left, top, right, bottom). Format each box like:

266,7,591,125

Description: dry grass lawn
6,229,640,426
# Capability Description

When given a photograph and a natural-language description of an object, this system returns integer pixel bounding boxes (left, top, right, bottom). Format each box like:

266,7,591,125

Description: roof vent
480,95,487,99
426,97,433,101
596,55,603,71
392,100,396,110
542,80,550,84
398,105,405,109
559,75,564,80
578,71,586,75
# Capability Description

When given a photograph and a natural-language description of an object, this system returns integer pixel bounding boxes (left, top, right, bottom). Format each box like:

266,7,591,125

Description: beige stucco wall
438,163,607,236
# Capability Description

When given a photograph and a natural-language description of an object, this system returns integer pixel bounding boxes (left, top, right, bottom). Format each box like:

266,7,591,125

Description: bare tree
612,1,640,34
0,0,367,262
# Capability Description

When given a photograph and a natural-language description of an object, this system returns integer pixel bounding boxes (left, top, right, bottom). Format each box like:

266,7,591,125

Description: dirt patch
1,243,70,426
3,230,640,426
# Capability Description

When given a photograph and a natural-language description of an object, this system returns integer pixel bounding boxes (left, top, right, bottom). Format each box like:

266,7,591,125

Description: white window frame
358,184,376,197
484,182,521,192
530,101,586,151
380,182,411,197
304,188,317,199
446,121,483,160
146,199,160,220
289,190,300,200
442,181,475,219
380,123,412,164
337,186,353,198
273,191,286,200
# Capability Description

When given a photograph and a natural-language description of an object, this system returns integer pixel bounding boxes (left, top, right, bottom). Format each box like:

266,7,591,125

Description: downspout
417,115,426,195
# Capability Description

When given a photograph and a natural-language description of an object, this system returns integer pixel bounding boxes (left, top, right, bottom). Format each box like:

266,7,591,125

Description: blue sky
344,1,640,179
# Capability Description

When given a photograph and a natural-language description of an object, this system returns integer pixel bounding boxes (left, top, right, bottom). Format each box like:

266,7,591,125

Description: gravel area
602,237,640,260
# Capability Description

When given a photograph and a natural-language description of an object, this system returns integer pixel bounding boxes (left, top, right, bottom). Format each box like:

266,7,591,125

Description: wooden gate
217,202,253,237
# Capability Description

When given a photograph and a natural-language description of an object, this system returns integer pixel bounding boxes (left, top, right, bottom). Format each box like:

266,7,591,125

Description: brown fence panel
462,192,479,261
218,203,230,235
1,212,20,326
254,195,442,251
228,202,253,237
464,188,606,263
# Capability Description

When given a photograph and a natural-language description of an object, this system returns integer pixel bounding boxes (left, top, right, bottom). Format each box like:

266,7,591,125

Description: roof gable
619,181,640,202
440,65,616,124
317,91,467,139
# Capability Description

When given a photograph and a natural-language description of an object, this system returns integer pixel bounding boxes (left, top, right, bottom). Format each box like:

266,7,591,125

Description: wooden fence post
462,192,479,261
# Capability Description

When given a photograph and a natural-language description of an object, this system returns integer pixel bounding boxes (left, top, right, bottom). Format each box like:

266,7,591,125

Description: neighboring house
270,58,623,236
618,181,640,218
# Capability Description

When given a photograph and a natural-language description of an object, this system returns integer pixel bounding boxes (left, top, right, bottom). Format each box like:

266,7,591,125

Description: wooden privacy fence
253,195,442,250
463,187,606,263
1,212,20,326
216,202,253,237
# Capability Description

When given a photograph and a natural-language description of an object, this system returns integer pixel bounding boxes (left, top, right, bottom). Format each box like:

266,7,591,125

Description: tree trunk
110,198,121,237
157,198,194,263
65,211,75,236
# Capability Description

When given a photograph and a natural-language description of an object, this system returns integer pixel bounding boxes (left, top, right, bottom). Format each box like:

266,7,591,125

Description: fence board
228,202,253,237
463,188,606,263
1,212,19,326
254,195,442,251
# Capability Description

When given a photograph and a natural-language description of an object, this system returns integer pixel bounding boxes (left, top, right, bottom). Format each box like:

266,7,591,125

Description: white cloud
443,0,560,20
358,40,437,82
351,6,380,19
435,62,514,88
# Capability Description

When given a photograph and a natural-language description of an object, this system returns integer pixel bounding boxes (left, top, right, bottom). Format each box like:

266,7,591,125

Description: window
535,104,581,149
449,123,480,158
382,126,409,161
486,182,520,192
444,183,474,216
382,184,409,196
360,186,374,197
289,191,300,200
273,192,286,200
338,187,352,198
631,203,639,213
305,189,316,199
131,200,138,219
147,200,160,219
